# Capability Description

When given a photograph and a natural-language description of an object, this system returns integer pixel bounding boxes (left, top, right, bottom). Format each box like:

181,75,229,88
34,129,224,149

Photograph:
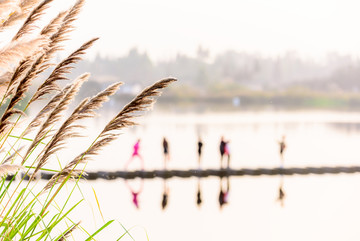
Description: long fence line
13,165,360,180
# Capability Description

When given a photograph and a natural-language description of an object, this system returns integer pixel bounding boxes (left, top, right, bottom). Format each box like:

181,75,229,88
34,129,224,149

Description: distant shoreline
152,94,360,112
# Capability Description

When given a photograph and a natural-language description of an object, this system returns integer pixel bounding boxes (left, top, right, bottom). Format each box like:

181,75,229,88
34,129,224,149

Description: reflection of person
196,178,202,207
278,186,285,206
278,135,286,165
277,176,286,207
197,138,203,168
132,191,140,209
124,139,144,170
219,176,230,209
161,180,169,210
163,137,170,169
125,179,144,209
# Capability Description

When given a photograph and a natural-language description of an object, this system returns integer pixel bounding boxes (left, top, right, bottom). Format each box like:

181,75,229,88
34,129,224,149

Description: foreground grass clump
0,0,175,239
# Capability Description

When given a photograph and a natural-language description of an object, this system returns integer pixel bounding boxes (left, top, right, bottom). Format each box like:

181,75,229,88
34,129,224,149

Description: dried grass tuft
30,38,99,104
12,0,54,41
44,78,176,191
0,163,24,177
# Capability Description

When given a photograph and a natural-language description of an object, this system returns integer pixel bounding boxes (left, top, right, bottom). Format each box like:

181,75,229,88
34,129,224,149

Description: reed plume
28,8,79,91
43,78,176,191
0,9,68,98
0,71,13,97
0,36,48,72
7,3,84,105
40,10,67,37
28,1,85,94
0,0,19,22
30,73,89,174
28,8,91,95
23,73,89,165
30,38,99,104
76,81,123,118
38,81,122,184
62,0,84,32
0,34,53,134
21,84,72,163
3,58,32,99
12,0,54,41
25,9,71,90
43,168,84,193
100,78,176,135
0,0,42,31
81,77,176,161
0,164,24,177
23,84,72,136
43,0,85,65
0,0,18,12
0,53,48,135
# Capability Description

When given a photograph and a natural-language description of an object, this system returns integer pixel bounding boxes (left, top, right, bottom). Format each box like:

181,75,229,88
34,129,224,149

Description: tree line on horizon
67,47,360,99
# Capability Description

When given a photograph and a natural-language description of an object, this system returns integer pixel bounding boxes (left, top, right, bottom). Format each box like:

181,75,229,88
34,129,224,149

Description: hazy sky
52,0,360,61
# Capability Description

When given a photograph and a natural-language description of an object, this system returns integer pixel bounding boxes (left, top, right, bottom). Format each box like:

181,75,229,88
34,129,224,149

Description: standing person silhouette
224,140,231,169
220,136,231,169
163,137,170,169
278,135,286,166
124,139,144,170
197,138,203,169
219,136,226,169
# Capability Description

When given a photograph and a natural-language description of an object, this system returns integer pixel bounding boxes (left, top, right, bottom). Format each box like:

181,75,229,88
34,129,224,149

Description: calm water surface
40,111,360,240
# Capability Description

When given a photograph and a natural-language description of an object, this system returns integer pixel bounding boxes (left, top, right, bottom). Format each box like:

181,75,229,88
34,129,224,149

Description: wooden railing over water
23,165,360,180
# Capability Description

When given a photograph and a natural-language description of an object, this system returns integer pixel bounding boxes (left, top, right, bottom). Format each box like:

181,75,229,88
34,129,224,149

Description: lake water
32,110,360,240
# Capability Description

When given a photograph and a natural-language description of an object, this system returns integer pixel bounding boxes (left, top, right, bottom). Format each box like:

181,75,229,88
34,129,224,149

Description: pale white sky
51,0,360,61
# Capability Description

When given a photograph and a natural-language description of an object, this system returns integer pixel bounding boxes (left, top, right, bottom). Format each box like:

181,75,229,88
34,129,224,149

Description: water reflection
161,179,169,210
125,179,144,209
196,177,202,208
219,176,230,209
123,176,232,211
277,175,286,207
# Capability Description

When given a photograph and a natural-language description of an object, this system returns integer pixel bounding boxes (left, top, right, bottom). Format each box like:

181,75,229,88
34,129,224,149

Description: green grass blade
85,220,114,241
116,222,135,241
36,199,83,241
92,187,104,223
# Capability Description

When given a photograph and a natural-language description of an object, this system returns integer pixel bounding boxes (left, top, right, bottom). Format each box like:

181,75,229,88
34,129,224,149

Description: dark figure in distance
219,136,230,169
220,136,226,168
278,135,286,166
197,138,203,168
163,137,170,169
